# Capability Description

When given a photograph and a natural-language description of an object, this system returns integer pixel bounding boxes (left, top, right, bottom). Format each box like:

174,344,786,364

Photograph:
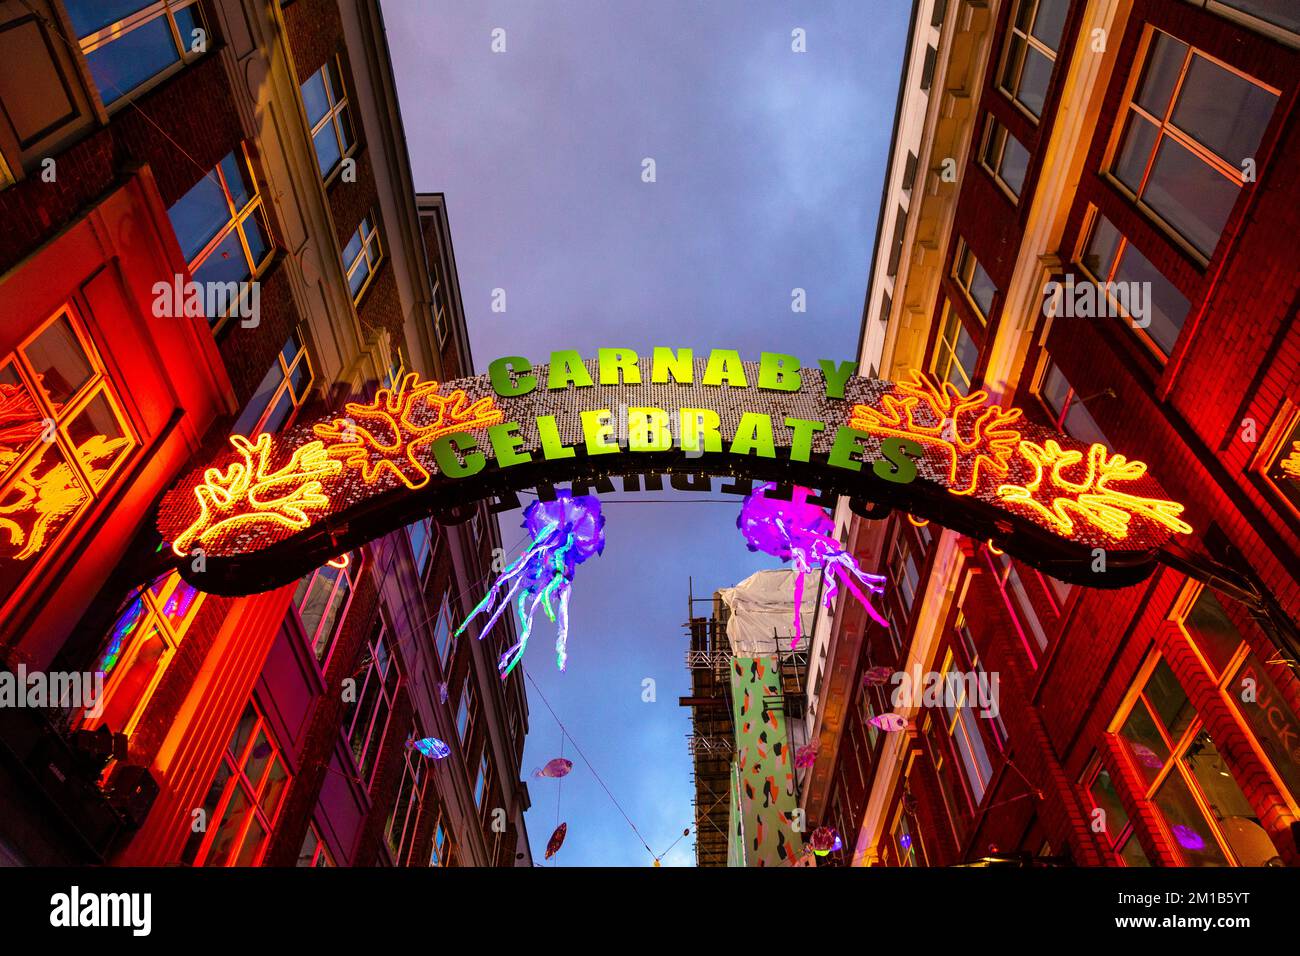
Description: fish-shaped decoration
407,735,451,760
862,665,893,686
794,745,818,769
545,822,567,859
868,712,909,733
534,757,574,779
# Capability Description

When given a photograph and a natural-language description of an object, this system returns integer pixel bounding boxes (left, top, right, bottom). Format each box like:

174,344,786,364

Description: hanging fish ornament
862,665,894,687
407,735,451,760
545,822,568,859
534,757,574,779
736,484,888,647
794,745,818,769
457,491,606,677
868,712,910,733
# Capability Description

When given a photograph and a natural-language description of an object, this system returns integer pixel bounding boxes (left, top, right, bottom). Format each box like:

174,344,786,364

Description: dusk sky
383,0,910,865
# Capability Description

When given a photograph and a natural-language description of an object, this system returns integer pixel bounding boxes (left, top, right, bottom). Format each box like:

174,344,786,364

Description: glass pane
1030,0,1070,50
348,258,370,295
1113,113,1159,194
1143,659,1196,744
296,566,337,642
65,389,131,489
1112,241,1190,356
1081,214,1121,279
313,123,341,176
65,1,152,36
1143,135,1239,257
314,572,350,661
155,576,201,628
1001,34,1029,97
96,620,168,733
343,230,363,269
1135,32,1187,119
300,71,330,126
951,325,978,389
227,705,257,762
241,212,270,271
1181,730,1281,866
1016,45,1054,118
1118,701,1170,787
233,813,267,866
168,170,231,263
968,263,997,318
172,5,201,56
327,60,346,102
999,131,1030,195
261,389,294,435
1220,0,1300,31
232,359,284,437
296,828,319,867
1153,770,1228,866
1119,834,1152,866
97,595,146,677
1182,589,1242,677
24,314,93,408
0,442,89,601
220,152,252,209
361,698,389,780
1172,55,1276,164
1039,363,1071,421
259,756,289,818
85,17,179,106
1229,652,1300,806
338,106,356,152
0,364,44,485
243,730,273,789
192,229,253,291
1089,765,1131,841
181,760,230,864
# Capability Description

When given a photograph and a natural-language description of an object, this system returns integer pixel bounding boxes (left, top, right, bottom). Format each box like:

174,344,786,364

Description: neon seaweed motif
312,372,503,489
456,491,605,677
736,483,887,646
848,371,1023,495
996,439,1192,540
170,433,341,557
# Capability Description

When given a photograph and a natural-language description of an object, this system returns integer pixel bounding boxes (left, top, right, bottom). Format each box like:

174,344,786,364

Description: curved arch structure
156,351,1192,595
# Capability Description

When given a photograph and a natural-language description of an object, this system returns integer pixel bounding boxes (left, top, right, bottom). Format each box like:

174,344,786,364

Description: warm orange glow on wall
171,433,342,557
996,439,1193,541
848,372,1023,496
312,372,503,490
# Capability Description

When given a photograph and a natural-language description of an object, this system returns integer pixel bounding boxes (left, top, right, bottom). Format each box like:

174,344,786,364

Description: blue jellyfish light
737,483,888,646
457,491,605,677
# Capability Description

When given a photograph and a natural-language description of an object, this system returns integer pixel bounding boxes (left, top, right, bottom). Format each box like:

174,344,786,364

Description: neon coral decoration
996,439,1192,540
170,433,341,557
313,372,503,489
849,371,1023,495
736,483,887,646
456,491,605,677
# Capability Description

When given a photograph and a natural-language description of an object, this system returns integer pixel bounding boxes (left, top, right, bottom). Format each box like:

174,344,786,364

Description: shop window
296,821,334,867
301,55,355,178
182,700,291,866
231,331,313,437
931,301,979,391
979,116,1031,200
1083,758,1152,865
1112,652,1283,865
342,612,400,785
1110,29,1277,260
0,309,136,612
998,0,1070,119
68,0,204,107
343,213,383,302
291,552,358,666
1258,405,1300,519
1078,211,1191,358
166,147,272,329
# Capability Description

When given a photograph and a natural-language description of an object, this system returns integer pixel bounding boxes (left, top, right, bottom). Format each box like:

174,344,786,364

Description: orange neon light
171,433,342,557
996,439,1192,541
1280,441,1300,481
848,372,1022,496
906,514,929,528
312,372,503,489
327,553,349,569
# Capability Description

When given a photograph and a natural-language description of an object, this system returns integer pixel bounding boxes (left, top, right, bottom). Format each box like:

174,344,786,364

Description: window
952,241,997,321
902,151,918,192
1110,30,1277,259
383,348,408,391
297,822,335,867
432,597,455,669
886,530,921,620
1083,759,1151,865
1208,0,1300,35
984,548,1070,667
1078,212,1191,358
83,573,203,740
430,816,450,866
231,331,313,437
301,56,356,178
342,615,400,785
182,701,292,866
68,0,204,107
1259,406,1300,518
931,301,979,390
1035,358,1110,447
886,205,907,278
292,553,358,665
891,805,925,866
920,45,937,92
923,714,968,846
0,309,136,612
456,677,474,744
474,752,489,810
1112,653,1283,866
998,0,1069,119
167,148,272,328
386,727,425,864
979,116,1031,199
407,518,439,582
343,214,383,302
1176,587,1300,810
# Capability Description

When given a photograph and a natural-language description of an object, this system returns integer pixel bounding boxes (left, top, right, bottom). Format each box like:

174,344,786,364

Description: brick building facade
801,0,1299,867
0,0,530,867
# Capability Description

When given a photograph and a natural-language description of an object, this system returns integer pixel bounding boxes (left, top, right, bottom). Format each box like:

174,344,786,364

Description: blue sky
383,0,909,865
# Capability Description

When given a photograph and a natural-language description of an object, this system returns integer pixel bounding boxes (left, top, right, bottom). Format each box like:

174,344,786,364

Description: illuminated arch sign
155,348,1192,595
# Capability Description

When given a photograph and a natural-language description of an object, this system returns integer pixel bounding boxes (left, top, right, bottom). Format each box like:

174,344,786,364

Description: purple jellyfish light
737,484,888,646
457,491,605,677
